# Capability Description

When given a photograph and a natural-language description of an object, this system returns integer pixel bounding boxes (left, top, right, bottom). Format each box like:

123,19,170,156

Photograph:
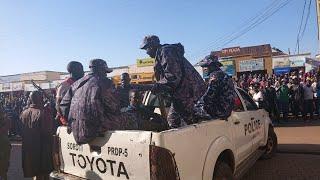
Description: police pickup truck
50,87,277,180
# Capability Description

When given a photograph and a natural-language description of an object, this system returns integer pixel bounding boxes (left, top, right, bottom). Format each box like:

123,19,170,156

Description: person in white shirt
252,83,263,106
303,79,314,121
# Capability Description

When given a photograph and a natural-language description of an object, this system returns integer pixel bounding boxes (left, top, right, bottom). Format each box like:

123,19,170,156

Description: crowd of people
0,35,318,179
0,90,56,139
235,70,320,123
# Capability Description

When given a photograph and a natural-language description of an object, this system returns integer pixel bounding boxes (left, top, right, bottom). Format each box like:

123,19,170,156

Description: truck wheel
212,161,234,180
261,128,277,159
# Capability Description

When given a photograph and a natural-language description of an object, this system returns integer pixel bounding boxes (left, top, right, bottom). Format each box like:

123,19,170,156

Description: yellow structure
112,72,155,85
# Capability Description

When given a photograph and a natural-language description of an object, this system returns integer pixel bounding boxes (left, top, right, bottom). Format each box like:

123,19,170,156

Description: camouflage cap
199,55,223,67
89,59,113,73
140,35,160,49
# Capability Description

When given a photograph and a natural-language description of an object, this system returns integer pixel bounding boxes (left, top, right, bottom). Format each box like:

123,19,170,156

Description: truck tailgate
57,127,152,180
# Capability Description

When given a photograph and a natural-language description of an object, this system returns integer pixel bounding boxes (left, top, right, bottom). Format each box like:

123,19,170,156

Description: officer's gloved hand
151,83,160,94
67,126,72,134
151,83,173,95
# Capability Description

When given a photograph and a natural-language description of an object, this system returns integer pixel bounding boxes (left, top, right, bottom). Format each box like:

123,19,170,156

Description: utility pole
316,0,320,52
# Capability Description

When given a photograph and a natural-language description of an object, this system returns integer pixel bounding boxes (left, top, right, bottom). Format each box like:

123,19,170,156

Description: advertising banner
24,84,37,92
12,82,23,91
1,83,12,92
289,56,305,67
136,58,155,67
273,56,290,68
220,60,235,76
239,58,264,72
274,67,291,75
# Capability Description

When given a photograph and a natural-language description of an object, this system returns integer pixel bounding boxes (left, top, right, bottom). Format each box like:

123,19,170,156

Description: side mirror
257,100,264,109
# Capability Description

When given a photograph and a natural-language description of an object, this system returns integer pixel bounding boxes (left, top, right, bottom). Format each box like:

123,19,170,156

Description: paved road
241,153,320,180
7,143,31,180
7,122,320,180
241,121,320,180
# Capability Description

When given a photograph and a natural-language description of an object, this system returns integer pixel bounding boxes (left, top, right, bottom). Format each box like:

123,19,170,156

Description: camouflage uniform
60,73,138,144
153,43,206,128
194,55,235,120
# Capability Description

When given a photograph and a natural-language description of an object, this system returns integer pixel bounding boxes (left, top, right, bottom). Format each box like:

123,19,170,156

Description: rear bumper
50,171,86,180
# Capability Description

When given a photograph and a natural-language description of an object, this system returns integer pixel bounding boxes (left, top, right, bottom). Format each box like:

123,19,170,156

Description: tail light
149,145,180,180
52,135,61,171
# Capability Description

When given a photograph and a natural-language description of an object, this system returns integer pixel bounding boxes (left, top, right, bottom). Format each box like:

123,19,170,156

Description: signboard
2,83,11,92
239,58,264,72
214,44,272,58
274,67,291,75
24,84,37,92
289,56,305,67
40,83,50,89
272,56,290,68
220,60,235,76
221,47,241,55
12,82,23,91
136,58,155,67
305,58,320,72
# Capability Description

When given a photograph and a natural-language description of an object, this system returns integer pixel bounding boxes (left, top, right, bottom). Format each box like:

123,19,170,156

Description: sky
0,0,318,76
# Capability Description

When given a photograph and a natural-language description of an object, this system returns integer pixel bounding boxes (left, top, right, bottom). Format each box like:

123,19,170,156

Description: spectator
290,77,304,120
20,91,53,180
252,83,263,106
303,79,314,121
0,107,11,180
278,79,290,122
312,77,318,115
263,80,279,123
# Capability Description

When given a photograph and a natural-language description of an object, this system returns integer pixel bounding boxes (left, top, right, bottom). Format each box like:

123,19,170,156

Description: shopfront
237,58,267,77
220,59,236,76
211,44,273,78
272,54,311,75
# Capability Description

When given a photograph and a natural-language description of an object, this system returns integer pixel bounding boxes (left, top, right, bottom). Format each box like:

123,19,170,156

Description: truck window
147,93,171,108
234,91,244,112
238,89,258,111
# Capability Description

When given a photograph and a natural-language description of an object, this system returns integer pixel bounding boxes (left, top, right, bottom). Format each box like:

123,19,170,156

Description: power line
295,0,306,54
216,0,293,50
295,0,311,54
300,0,312,42
192,0,293,61
193,0,282,57
192,0,282,59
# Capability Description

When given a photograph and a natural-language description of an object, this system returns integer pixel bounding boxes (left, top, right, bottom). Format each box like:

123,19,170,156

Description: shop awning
274,67,291,75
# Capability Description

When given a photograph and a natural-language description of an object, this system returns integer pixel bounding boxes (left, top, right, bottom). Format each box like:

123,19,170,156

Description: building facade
272,53,312,75
211,44,273,77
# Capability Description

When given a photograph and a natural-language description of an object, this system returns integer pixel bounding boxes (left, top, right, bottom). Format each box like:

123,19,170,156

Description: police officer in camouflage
60,59,138,144
194,54,235,120
140,35,206,128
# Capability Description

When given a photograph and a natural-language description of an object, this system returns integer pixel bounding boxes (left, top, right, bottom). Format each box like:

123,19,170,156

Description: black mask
146,47,157,58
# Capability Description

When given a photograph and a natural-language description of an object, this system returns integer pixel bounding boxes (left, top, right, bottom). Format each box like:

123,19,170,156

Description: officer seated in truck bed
122,90,168,132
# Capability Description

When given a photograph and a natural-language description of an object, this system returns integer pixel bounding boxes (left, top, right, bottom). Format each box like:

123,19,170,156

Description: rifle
30,80,52,104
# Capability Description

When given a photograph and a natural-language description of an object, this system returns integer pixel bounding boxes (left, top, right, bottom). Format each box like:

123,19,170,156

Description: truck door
237,89,262,153
230,89,253,165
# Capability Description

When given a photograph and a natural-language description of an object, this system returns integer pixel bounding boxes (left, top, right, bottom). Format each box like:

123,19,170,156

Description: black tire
212,161,234,180
261,128,277,159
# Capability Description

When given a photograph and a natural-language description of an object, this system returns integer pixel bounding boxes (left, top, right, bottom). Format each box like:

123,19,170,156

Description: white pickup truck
50,87,277,180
